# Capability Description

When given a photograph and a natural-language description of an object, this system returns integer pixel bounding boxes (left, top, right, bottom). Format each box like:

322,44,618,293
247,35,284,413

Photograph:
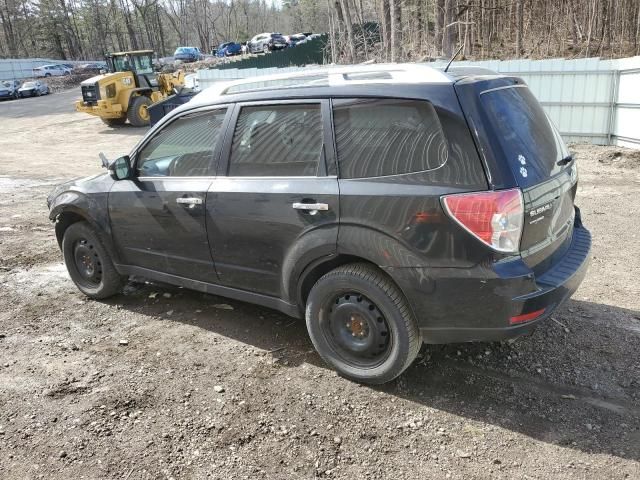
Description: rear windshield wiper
557,154,573,166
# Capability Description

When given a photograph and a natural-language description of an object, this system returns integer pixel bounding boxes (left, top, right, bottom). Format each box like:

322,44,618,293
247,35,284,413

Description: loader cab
105,50,157,89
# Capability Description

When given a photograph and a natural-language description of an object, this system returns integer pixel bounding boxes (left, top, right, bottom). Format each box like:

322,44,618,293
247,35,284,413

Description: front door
207,100,339,297
109,107,229,282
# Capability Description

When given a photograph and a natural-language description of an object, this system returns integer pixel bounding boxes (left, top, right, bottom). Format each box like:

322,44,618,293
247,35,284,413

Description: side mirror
108,155,132,180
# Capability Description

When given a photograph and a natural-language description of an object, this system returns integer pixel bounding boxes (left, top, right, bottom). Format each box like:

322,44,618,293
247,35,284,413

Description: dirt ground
1,90,639,480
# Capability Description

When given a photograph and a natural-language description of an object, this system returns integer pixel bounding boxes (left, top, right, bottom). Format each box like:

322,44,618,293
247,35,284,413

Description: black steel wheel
306,263,422,384
322,292,392,368
62,221,125,299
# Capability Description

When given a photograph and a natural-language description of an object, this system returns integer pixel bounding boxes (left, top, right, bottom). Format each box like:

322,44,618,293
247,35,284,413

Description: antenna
443,43,465,72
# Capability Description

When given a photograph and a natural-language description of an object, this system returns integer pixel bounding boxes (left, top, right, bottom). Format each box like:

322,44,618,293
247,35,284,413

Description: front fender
48,184,120,264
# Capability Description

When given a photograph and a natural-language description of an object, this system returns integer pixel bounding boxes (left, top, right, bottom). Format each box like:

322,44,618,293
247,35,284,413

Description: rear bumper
388,215,591,344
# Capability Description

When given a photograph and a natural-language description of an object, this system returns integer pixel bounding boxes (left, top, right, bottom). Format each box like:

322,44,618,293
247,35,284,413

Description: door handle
176,197,203,207
292,202,329,215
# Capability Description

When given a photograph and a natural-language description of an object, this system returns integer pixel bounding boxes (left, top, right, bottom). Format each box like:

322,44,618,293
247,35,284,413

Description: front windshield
132,54,153,74
112,54,153,74
112,56,129,72
2,81,10,87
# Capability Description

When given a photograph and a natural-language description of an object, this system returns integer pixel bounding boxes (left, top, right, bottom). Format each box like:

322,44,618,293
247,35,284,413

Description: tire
45,73,51,77
263,44,269,54
305,263,422,384
62,221,125,299
101,117,127,127
127,95,152,127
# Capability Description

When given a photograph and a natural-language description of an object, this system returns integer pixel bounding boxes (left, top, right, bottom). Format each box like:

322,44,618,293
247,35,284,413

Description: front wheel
305,263,422,384
127,95,152,127
263,44,269,54
62,222,125,299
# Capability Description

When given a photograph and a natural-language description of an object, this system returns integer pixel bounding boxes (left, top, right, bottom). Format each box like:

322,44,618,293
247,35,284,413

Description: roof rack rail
196,63,453,100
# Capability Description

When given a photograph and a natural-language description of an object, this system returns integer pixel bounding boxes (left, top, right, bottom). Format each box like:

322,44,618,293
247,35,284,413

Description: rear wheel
305,263,422,384
101,117,127,127
62,222,125,299
127,95,152,127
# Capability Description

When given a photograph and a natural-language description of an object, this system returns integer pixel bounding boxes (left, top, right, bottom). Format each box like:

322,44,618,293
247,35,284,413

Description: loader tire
127,95,152,127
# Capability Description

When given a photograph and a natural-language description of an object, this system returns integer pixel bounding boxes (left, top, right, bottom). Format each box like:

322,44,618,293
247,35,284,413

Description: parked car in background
0,80,21,100
173,47,202,63
18,81,49,97
286,33,307,47
75,63,107,74
33,64,72,77
215,42,242,57
248,33,287,54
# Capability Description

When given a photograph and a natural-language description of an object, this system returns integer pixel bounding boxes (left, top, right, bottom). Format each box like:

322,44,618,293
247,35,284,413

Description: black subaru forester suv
48,64,591,384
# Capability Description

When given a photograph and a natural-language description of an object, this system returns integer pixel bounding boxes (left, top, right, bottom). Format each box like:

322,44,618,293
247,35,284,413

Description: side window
228,104,323,177
333,98,448,179
137,109,227,177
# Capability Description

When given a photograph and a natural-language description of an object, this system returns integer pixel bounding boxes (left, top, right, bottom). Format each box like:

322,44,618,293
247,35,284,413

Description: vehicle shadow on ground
111,283,640,462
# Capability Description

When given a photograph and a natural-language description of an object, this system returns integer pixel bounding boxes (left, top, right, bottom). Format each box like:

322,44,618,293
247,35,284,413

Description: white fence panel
612,57,640,148
0,58,87,81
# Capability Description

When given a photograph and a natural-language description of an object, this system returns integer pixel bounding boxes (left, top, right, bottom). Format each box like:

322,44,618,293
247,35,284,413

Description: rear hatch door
456,79,578,274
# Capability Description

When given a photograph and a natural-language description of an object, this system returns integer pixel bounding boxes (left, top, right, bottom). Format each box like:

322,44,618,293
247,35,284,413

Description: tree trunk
442,0,455,57
515,0,523,57
381,0,392,61
434,0,444,55
390,0,401,61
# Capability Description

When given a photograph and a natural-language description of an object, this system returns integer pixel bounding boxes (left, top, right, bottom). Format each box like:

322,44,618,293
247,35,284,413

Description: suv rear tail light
442,188,524,253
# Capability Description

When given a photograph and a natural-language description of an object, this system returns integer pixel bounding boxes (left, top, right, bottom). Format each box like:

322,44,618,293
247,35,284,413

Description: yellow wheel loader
75,50,185,127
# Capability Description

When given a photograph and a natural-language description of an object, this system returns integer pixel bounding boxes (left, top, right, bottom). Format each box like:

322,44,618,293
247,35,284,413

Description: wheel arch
124,88,153,112
51,205,121,266
294,254,416,320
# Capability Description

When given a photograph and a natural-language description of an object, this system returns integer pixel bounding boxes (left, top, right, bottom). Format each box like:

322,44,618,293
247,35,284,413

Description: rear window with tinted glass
333,99,448,179
480,85,570,187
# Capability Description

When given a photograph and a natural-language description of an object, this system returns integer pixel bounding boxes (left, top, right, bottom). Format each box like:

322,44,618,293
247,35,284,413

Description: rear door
458,81,577,273
206,100,339,297
109,107,230,282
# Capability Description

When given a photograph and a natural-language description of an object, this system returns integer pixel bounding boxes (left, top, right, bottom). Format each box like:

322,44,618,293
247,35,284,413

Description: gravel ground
0,92,639,480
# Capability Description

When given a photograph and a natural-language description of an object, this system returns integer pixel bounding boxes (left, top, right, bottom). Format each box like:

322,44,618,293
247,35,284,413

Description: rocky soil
0,93,639,479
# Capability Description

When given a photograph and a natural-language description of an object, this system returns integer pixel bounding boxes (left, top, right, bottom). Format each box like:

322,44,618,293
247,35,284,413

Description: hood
18,86,35,91
80,74,110,86
47,173,114,209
